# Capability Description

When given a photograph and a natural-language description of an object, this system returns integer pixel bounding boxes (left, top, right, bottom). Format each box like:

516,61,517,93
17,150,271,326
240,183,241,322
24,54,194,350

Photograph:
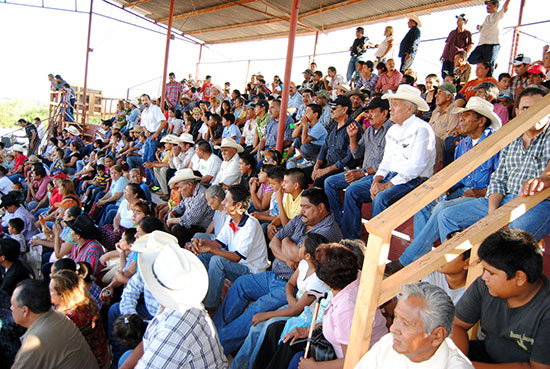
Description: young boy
451,228,550,366
82,164,110,203
206,113,224,146
267,168,308,239
423,247,470,305
8,217,26,255
100,228,138,300
221,113,242,143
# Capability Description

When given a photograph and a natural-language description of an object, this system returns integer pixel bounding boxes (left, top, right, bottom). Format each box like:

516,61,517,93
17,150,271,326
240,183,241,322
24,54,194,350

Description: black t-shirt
457,276,550,365
351,36,367,56
1,260,33,296
211,123,224,141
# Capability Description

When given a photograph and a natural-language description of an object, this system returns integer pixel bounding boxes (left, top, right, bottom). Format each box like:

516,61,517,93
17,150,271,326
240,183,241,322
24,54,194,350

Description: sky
0,0,548,105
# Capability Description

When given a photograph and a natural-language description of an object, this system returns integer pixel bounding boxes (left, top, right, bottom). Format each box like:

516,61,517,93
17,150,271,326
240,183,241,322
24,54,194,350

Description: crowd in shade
2,1,550,368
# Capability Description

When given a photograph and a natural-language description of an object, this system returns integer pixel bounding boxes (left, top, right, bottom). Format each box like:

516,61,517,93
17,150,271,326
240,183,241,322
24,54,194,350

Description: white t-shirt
169,118,184,135
375,35,394,58
479,8,506,45
0,176,14,195
422,271,465,306
354,334,474,369
216,214,270,273
198,154,222,181
296,260,328,294
141,104,165,133
242,119,256,147
117,199,134,228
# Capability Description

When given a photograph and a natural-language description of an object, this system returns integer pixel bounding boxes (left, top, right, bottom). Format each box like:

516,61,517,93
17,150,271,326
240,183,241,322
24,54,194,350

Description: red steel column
81,0,94,124
508,0,526,74
159,0,175,113
276,0,301,153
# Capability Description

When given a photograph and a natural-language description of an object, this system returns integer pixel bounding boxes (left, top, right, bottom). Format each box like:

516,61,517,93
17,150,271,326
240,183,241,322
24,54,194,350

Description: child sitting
114,314,148,369
221,113,241,142
4,152,15,173
100,228,138,300
7,217,26,255
250,165,284,242
249,163,274,213
82,164,110,204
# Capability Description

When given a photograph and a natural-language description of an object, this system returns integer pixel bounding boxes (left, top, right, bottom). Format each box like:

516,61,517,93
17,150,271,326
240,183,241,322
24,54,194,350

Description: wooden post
244,60,251,91
312,31,319,62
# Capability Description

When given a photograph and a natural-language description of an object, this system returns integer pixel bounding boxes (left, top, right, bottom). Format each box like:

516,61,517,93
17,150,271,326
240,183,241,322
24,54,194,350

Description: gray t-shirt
456,276,550,365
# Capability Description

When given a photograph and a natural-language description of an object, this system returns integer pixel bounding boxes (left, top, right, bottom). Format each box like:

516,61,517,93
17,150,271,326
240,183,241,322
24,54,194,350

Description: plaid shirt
174,183,214,229
487,126,550,197
136,308,227,369
356,73,379,93
165,81,183,107
510,75,528,101
119,272,160,317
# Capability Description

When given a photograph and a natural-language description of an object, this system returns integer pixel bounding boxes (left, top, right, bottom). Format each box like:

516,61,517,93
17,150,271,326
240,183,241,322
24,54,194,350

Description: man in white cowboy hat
385,96,501,274
130,233,227,369
212,138,243,189
124,97,141,132
170,133,196,171
189,185,269,310
398,15,422,73
166,169,214,246
438,86,550,248
366,85,436,220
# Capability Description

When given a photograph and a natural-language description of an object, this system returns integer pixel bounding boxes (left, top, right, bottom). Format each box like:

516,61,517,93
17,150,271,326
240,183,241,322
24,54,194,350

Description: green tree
0,99,49,128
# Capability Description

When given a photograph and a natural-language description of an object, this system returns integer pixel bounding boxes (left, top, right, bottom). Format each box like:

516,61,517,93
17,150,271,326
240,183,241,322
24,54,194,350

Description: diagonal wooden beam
188,17,297,34
206,29,313,44
122,0,152,9
156,0,255,23
300,0,365,19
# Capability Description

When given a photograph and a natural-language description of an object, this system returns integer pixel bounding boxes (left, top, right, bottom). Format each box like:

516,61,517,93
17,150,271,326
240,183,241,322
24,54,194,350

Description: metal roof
115,0,484,44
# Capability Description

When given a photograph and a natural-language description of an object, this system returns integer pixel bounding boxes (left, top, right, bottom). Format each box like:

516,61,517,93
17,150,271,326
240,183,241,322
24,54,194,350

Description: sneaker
384,259,404,276
297,159,315,168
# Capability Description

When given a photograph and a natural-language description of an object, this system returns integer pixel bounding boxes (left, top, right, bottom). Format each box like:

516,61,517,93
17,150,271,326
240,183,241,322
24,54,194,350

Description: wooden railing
343,94,550,368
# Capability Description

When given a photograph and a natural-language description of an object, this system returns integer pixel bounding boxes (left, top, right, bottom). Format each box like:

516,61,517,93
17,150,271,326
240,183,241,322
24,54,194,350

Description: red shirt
460,77,499,102
14,154,27,172
50,188,63,209
201,82,213,102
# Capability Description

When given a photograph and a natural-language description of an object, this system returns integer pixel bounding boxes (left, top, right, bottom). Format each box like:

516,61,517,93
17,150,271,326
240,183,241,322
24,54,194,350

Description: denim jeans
468,44,501,68
371,172,426,218
212,271,287,355
325,172,374,239
412,187,466,238
8,174,24,183
99,204,119,228
230,315,289,369
438,195,550,242
347,55,361,82
126,156,143,169
198,252,251,309
400,196,475,265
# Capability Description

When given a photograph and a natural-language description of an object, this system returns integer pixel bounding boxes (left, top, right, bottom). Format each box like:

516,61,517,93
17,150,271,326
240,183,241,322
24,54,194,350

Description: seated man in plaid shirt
438,87,550,242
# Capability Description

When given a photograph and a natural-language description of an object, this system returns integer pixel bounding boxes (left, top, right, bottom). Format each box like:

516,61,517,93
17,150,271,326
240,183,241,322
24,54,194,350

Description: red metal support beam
159,0,175,113
81,0,94,124
276,0,301,153
508,0,527,74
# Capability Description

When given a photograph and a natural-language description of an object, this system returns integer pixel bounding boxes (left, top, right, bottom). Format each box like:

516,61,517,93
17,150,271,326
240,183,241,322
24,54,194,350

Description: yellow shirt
283,191,303,220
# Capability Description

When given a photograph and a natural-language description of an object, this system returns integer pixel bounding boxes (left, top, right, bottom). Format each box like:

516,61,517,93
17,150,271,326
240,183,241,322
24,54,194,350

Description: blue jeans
347,55,362,82
212,271,287,355
230,315,289,369
400,196,475,265
99,204,119,228
126,156,143,169
143,136,157,162
325,172,374,239
468,44,501,68
198,253,251,309
438,195,550,242
108,302,153,367
8,174,24,183
371,172,426,218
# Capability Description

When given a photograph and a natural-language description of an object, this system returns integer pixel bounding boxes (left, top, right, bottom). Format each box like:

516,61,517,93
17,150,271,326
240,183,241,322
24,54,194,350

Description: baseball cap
513,54,531,66
366,97,390,111
254,99,269,111
484,0,499,4
303,69,313,75
527,64,546,75
439,82,457,96
329,95,352,112
456,13,468,21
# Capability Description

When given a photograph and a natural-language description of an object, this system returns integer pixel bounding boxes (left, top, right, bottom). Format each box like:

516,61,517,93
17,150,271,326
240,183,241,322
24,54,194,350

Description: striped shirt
137,308,227,369
487,126,550,197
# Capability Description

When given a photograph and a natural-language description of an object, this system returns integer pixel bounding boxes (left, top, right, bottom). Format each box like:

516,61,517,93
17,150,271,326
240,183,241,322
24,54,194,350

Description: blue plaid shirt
318,116,363,170
265,116,294,148
120,272,160,317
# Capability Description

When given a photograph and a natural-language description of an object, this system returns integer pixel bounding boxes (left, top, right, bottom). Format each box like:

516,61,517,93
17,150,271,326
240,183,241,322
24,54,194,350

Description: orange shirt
460,77,499,102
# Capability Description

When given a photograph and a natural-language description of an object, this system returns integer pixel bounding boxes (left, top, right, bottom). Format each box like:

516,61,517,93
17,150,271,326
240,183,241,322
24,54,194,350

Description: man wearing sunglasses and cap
441,14,473,79
468,0,511,68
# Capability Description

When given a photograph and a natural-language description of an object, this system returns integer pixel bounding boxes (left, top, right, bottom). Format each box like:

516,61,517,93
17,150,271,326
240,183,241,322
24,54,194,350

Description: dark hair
478,61,493,77
52,258,77,273
223,113,235,125
307,103,322,118
169,72,175,77
114,314,148,350
133,200,152,216
113,132,122,140
32,163,47,178
14,280,51,314
76,262,95,283
266,165,285,181
211,113,221,124
445,231,470,260
138,217,164,234
498,72,512,81
0,237,20,262
302,187,330,212
239,153,256,169
263,149,282,165
356,27,364,33
401,75,416,86
302,233,329,258
516,86,547,109
478,228,543,283
285,168,308,190
328,66,336,73
339,239,366,269
302,89,314,97
97,164,106,172
66,206,82,219
123,228,138,245
196,139,212,154
101,120,113,128
376,62,387,73
49,137,58,146
127,183,147,200
314,71,323,78
94,139,105,148
314,243,359,290
227,185,251,211
8,218,24,234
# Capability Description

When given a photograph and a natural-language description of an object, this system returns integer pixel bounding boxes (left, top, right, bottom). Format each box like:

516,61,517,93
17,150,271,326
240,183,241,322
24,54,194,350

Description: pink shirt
375,71,403,93
33,175,51,200
493,103,509,125
323,275,388,358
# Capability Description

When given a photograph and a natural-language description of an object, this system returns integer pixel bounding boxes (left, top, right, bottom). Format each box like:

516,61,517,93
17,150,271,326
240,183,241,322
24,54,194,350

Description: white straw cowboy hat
409,15,422,27
11,144,25,153
382,84,430,112
130,97,141,107
214,137,244,153
160,134,180,144
453,96,502,131
131,231,179,254
176,133,195,145
335,83,350,93
212,85,223,93
66,125,80,136
168,168,202,187
139,234,208,311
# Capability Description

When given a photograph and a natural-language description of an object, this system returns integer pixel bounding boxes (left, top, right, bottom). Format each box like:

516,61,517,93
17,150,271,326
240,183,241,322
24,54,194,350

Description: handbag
290,326,336,362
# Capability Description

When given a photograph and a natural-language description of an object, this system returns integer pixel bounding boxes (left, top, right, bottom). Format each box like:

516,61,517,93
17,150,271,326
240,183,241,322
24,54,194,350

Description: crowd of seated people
2,5,550,368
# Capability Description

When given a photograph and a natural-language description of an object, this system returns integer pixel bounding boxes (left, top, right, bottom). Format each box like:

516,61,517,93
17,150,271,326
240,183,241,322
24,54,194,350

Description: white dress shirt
375,114,436,185
140,104,165,133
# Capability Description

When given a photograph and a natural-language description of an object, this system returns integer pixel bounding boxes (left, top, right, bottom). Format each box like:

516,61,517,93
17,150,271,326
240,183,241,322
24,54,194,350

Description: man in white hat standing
386,96,501,274
398,16,422,73
212,138,243,189
131,235,227,369
369,85,436,220
166,169,214,246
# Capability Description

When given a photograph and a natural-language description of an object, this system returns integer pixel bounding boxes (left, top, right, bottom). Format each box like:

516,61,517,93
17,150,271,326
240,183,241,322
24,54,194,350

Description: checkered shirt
165,81,183,107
